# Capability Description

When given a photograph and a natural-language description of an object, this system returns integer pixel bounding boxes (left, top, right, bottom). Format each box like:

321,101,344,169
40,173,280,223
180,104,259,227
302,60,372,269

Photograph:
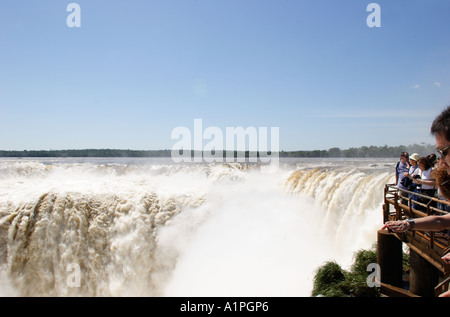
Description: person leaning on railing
401,153,420,195
411,156,437,211
382,105,450,296
395,152,410,205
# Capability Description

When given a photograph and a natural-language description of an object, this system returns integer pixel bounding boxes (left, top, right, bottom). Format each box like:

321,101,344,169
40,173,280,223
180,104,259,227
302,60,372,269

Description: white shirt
420,168,435,190
409,165,420,177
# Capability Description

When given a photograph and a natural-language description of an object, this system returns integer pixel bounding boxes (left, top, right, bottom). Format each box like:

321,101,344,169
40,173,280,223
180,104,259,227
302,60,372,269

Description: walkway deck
381,184,450,296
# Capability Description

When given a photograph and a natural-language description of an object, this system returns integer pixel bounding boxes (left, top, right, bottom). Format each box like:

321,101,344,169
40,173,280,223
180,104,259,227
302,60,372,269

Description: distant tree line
0,149,172,158
279,143,437,158
0,144,436,158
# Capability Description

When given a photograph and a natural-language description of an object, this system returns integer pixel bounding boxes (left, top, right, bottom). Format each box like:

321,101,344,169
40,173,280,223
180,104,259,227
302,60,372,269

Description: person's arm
413,168,436,187
413,178,436,187
382,214,450,232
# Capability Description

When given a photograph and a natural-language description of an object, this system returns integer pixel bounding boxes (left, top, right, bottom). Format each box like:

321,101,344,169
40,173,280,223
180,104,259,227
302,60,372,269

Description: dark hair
427,153,437,166
418,157,433,170
431,106,450,141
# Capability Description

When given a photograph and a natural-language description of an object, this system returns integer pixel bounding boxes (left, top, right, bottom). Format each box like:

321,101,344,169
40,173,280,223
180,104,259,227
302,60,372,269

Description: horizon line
0,143,435,153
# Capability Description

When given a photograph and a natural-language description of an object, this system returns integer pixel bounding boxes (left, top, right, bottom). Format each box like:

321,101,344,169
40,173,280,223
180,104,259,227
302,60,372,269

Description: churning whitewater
0,157,394,296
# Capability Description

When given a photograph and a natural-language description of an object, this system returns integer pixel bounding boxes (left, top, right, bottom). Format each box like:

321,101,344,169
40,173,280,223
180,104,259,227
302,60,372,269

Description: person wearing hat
399,153,421,198
403,153,420,181
409,153,421,164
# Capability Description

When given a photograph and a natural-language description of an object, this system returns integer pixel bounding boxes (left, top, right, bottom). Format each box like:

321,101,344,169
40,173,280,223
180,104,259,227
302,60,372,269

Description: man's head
400,152,409,163
431,106,450,173
431,106,450,200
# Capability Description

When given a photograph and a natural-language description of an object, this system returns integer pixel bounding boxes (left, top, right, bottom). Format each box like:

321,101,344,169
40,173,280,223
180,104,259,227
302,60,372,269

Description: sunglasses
437,145,450,159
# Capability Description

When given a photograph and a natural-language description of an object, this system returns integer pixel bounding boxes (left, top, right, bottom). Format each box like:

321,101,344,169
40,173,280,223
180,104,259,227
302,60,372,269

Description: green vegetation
0,149,172,158
311,245,410,297
0,144,436,158
281,143,436,158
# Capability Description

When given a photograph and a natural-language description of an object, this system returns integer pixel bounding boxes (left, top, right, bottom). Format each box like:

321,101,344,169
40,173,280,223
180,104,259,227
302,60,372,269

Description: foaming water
0,157,395,296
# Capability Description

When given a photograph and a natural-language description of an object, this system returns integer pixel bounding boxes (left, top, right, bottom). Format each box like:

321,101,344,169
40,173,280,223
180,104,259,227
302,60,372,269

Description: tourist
407,153,420,178
401,153,420,192
428,153,437,167
395,152,410,204
411,156,436,211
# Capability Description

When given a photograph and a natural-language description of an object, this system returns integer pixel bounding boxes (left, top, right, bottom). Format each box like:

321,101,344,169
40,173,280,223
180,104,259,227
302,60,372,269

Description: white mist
0,158,395,296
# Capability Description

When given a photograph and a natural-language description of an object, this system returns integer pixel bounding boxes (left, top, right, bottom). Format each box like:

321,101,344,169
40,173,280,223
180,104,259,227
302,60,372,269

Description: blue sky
0,0,449,151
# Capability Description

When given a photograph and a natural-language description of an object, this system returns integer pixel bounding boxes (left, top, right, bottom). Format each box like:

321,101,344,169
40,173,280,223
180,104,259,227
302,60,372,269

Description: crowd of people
395,151,449,212
383,105,450,297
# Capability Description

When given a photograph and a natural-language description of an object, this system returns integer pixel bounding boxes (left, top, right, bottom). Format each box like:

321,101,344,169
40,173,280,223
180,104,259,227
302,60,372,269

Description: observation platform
379,184,450,297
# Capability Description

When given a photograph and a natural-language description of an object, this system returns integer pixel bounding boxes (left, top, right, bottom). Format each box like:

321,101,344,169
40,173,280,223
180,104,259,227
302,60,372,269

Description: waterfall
0,158,395,296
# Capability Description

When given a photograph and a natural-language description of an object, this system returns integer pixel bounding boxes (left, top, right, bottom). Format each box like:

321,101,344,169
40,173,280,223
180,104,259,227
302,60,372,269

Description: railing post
410,248,440,297
393,190,401,221
383,185,390,223
377,230,403,288
408,196,413,219
383,203,389,224
435,275,450,297
426,200,432,216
